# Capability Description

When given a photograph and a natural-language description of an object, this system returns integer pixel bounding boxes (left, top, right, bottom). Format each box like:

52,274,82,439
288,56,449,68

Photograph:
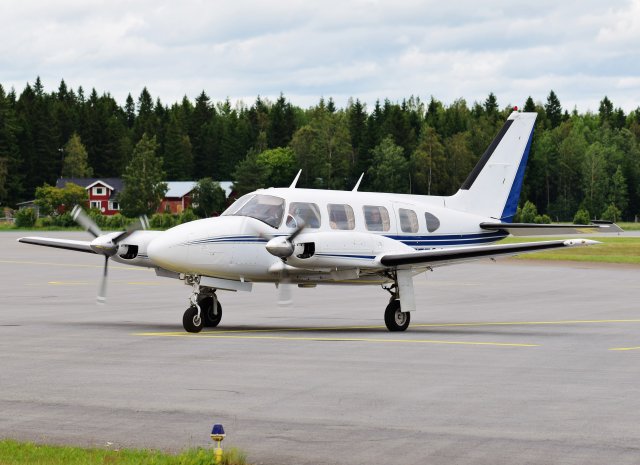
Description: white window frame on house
93,186,105,196
90,201,101,210
108,201,120,211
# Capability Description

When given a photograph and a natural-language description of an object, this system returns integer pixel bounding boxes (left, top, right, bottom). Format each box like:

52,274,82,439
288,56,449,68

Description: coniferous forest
1,77,639,221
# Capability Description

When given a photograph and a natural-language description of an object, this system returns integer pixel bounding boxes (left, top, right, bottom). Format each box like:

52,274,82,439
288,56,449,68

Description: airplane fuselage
136,187,507,284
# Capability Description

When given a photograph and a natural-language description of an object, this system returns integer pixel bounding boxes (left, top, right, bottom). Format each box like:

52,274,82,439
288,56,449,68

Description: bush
51,212,76,227
150,213,176,230
520,201,538,223
534,214,552,224
179,208,198,224
573,209,591,225
601,204,622,222
106,213,127,230
14,208,37,228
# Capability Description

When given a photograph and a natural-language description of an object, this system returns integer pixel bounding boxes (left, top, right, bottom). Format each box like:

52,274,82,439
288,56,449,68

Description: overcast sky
1,0,639,112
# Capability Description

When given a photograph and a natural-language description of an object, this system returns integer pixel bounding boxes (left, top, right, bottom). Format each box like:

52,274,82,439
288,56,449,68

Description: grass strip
498,236,640,265
0,440,247,465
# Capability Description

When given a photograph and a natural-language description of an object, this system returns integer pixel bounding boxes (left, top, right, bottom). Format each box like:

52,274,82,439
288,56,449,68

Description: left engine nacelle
285,231,413,270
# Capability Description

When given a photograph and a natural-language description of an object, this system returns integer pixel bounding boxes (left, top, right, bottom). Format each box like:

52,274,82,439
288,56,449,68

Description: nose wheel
182,282,223,333
183,305,204,333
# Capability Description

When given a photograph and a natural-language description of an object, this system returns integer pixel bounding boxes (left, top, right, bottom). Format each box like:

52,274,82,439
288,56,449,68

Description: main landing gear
183,284,222,333
382,271,414,332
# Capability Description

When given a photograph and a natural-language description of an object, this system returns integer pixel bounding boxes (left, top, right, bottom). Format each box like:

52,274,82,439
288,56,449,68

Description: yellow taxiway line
162,318,640,335
134,331,538,347
135,318,640,349
609,346,640,351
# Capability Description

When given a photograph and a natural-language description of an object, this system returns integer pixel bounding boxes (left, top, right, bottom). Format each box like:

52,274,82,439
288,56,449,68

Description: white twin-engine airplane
20,111,622,333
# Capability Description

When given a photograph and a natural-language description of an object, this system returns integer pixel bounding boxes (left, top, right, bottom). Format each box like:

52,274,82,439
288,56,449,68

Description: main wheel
199,296,223,328
183,305,204,333
384,299,410,332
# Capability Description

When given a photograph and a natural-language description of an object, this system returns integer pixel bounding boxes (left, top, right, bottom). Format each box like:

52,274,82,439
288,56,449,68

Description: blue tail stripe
500,124,535,223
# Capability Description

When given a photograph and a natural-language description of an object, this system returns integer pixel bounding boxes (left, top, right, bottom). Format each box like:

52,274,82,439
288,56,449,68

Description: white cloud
0,0,639,112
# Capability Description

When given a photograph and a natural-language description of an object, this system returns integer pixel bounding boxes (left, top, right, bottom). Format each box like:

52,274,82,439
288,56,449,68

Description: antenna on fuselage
289,169,302,188
352,173,364,191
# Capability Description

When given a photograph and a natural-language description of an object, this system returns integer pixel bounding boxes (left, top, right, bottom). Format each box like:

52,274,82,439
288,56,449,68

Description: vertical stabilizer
447,111,536,221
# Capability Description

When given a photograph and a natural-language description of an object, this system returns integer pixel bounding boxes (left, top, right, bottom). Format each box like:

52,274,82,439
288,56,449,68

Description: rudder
447,111,537,221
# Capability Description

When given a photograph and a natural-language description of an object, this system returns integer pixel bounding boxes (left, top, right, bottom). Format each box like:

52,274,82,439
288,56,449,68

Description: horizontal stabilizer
379,239,599,268
480,222,623,236
18,236,96,254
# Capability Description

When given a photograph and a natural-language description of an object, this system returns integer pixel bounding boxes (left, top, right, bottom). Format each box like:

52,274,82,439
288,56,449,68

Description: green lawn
0,440,247,465
499,236,640,265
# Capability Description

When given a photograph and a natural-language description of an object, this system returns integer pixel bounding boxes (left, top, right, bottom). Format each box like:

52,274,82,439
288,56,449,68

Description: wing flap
480,221,623,236
18,236,96,254
379,239,599,268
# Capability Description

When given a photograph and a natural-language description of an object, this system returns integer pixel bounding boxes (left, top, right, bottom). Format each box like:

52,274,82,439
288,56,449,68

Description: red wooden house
56,178,123,215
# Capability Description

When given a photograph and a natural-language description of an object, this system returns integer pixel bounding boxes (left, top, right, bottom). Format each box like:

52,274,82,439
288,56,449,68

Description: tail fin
447,111,537,222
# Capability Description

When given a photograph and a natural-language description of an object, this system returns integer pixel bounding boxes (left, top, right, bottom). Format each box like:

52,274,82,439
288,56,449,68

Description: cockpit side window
363,205,390,231
286,202,321,229
223,194,285,228
399,208,419,233
327,204,355,230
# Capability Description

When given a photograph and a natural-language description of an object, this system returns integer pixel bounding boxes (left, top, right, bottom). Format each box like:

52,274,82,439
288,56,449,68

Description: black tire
183,305,204,333
384,299,410,332
200,296,223,328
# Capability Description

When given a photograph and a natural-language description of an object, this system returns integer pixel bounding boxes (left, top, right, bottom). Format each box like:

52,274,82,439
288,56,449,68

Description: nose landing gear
182,281,223,333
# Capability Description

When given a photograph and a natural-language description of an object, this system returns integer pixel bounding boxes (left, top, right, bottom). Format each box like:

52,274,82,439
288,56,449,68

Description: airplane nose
147,233,181,270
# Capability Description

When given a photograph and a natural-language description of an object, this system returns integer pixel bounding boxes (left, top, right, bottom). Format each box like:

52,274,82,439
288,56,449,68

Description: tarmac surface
1,231,640,465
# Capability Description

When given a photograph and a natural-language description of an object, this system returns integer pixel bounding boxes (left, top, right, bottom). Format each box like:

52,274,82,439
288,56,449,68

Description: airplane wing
480,221,623,236
379,239,598,268
18,236,96,254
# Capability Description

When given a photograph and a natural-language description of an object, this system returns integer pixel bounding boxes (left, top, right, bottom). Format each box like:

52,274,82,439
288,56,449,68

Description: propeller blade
288,221,306,242
97,255,108,305
111,214,150,244
72,205,103,238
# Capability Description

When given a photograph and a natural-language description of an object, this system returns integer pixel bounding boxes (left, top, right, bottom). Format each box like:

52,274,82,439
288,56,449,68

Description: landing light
211,424,226,464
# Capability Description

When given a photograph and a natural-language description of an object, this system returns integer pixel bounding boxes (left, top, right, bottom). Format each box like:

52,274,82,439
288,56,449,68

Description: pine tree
524,96,536,112
164,112,193,180
484,92,499,119
62,133,93,177
598,96,614,126
0,84,24,205
119,133,167,216
545,90,563,128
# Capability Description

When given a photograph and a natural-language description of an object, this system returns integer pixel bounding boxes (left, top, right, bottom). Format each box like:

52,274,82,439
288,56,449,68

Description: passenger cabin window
363,205,390,231
287,202,321,228
424,212,441,232
328,204,355,230
399,208,419,233
222,194,285,228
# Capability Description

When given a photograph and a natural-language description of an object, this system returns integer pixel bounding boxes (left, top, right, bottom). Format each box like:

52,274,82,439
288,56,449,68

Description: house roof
56,178,124,193
218,181,234,197
164,181,197,199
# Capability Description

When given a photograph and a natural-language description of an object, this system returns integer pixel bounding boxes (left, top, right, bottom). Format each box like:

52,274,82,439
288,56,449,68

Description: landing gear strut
382,280,411,332
182,281,222,333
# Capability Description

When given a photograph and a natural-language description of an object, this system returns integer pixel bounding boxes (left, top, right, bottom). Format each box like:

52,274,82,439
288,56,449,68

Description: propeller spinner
71,205,148,304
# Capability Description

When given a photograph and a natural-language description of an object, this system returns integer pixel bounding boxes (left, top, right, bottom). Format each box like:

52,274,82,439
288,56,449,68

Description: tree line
1,77,639,221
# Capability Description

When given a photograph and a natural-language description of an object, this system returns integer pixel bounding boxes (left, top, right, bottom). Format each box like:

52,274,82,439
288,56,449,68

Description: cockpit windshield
221,194,285,228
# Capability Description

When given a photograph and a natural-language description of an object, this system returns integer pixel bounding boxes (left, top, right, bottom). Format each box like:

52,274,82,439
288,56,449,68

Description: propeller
260,220,306,306
71,205,148,304
265,221,306,258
